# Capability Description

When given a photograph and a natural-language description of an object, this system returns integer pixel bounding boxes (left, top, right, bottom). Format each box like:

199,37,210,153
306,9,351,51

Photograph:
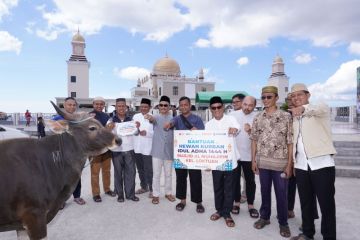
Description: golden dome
273,55,283,63
72,31,85,42
153,55,180,76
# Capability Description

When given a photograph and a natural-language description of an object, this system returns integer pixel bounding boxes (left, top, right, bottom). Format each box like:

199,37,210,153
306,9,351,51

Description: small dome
153,55,180,76
72,31,85,42
273,55,283,63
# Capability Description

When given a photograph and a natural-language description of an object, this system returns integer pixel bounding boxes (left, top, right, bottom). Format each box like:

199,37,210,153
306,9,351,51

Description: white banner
114,121,137,136
173,130,234,171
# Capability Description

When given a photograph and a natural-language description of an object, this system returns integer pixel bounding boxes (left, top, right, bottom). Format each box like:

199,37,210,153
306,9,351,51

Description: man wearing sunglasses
250,86,293,238
147,95,176,204
164,96,205,213
205,96,240,228
289,83,336,240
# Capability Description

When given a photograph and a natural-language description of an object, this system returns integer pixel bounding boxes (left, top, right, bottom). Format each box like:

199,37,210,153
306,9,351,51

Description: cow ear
45,120,69,134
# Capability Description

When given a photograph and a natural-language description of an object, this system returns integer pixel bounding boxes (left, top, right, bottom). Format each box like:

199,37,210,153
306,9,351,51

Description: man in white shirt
206,96,239,228
289,84,336,240
231,96,259,218
133,98,154,198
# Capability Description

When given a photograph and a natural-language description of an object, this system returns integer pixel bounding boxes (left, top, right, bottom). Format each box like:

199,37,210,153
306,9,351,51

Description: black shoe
126,196,139,202
105,190,116,197
117,196,125,202
93,195,102,203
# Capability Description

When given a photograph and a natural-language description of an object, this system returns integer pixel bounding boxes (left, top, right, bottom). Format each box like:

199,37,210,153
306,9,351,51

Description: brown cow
0,101,120,239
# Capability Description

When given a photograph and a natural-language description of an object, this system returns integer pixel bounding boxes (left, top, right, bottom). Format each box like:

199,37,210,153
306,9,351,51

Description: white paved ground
1,165,360,240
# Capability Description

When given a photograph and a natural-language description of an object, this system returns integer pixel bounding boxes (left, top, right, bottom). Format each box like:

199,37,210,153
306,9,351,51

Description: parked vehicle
0,112,8,120
0,125,30,140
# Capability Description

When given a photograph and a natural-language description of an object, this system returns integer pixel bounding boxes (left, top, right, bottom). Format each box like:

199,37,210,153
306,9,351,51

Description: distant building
131,54,215,109
267,55,289,104
67,30,90,99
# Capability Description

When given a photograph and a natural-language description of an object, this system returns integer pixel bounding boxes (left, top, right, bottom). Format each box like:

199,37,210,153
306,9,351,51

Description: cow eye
89,126,97,131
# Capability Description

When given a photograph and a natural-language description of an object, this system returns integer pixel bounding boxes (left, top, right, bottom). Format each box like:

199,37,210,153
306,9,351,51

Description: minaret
67,30,90,98
198,67,204,82
267,55,289,103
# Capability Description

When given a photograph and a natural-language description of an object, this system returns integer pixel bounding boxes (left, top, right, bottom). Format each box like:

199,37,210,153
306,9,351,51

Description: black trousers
212,170,233,218
288,175,296,211
72,180,81,199
232,161,256,205
296,167,336,240
175,168,202,203
134,153,153,191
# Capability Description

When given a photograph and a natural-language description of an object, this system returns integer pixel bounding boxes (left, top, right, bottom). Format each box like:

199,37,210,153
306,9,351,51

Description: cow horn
50,101,77,121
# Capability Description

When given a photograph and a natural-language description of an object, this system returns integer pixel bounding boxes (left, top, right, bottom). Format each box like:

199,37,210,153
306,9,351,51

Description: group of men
55,81,336,240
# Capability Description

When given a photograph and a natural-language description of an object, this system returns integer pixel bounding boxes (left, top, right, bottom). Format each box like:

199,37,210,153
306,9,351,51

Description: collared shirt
205,115,240,170
171,113,205,130
294,119,335,171
230,110,257,162
151,113,174,160
250,109,293,171
132,112,153,155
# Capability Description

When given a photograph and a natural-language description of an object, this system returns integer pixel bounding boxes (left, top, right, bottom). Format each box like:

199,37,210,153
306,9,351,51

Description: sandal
225,217,235,227
231,205,240,214
249,208,259,218
290,234,313,240
176,202,186,211
105,190,116,197
135,188,148,194
93,195,102,203
152,197,159,204
254,218,270,229
280,225,291,238
165,194,176,202
210,212,221,221
288,210,295,219
196,204,205,213
74,197,86,205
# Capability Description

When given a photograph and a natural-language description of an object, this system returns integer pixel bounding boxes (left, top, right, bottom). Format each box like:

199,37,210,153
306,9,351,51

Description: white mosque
56,31,288,110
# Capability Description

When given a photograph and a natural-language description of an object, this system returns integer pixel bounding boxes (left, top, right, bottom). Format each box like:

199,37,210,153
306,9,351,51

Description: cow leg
16,230,30,240
21,210,47,240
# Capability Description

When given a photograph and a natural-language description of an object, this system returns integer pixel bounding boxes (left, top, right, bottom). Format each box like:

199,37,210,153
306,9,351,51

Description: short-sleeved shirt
171,113,205,130
250,109,293,171
151,113,174,160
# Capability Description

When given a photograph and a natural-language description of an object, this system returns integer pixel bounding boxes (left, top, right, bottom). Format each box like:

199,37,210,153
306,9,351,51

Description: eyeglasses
159,104,169,107
211,105,223,110
261,96,274,100
232,100,242,104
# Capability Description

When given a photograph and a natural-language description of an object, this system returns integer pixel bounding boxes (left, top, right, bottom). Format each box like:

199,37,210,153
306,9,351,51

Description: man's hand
252,161,259,175
288,106,305,117
163,122,172,130
139,130,147,136
106,122,115,130
284,163,293,178
135,121,140,128
228,127,238,136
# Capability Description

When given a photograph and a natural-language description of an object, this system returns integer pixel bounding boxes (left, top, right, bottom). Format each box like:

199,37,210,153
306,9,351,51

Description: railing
0,113,56,126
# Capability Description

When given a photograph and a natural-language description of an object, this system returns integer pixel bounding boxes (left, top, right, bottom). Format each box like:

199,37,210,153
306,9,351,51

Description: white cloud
308,60,360,104
294,53,315,64
348,42,360,55
0,31,22,54
236,57,249,66
183,0,360,49
35,0,187,41
0,0,18,21
113,66,150,81
194,38,211,48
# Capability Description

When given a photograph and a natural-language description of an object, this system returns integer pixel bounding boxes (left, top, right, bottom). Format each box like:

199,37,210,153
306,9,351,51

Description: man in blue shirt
164,96,205,213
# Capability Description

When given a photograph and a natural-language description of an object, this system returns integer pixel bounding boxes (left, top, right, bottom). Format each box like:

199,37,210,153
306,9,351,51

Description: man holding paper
107,98,139,203
164,96,205,213
205,96,240,228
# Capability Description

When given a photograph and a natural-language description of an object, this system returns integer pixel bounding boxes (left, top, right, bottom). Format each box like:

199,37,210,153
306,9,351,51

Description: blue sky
1,0,360,113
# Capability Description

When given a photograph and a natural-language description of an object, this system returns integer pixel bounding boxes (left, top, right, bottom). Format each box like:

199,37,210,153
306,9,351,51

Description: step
334,141,360,148
335,147,360,157
335,156,360,166
336,166,360,178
